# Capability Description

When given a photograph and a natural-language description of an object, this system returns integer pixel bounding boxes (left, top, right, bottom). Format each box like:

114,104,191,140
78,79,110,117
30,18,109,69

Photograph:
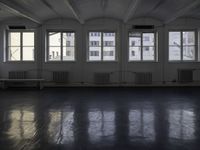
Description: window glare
23,32,34,46
9,47,20,61
48,32,75,61
8,31,35,61
9,32,20,46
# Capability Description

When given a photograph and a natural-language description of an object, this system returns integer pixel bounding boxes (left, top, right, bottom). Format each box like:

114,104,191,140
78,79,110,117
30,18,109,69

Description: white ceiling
0,0,200,24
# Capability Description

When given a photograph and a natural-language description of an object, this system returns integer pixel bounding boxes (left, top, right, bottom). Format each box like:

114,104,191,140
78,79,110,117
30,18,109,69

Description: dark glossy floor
0,87,200,150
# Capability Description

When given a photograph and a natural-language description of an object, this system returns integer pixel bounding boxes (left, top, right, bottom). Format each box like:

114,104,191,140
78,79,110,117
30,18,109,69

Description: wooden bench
0,79,45,90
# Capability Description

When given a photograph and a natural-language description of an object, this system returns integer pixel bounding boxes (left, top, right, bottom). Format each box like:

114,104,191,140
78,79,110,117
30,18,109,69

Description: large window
129,32,156,61
169,31,195,61
48,31,75,61
8,31,35,61
88,32,116,61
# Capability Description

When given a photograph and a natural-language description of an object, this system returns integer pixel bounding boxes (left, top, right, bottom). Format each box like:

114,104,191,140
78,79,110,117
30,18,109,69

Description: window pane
169,32,181,46
89,47,101,61
103,47,115,61
63,32,75,47
8,47,21,61
169,46,181,61
143,46,155,60
23,47,34,61
23,32,34,46
183,46,195,60
49,32,61,46
129,33,141,47
129,47,141,61
63,47,75,61
62,32,75,61
89,32,101,61
9,32,20,46
143,33,154,46
103,32,115,61
49,47,61,61
183,32,195,46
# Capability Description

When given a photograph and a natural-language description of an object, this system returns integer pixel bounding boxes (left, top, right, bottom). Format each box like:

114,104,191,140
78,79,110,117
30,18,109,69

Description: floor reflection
129,108,155,142
48,109,74,144
88,110,115,144
1,88,200,150
8,108,35,140
168,103,195,141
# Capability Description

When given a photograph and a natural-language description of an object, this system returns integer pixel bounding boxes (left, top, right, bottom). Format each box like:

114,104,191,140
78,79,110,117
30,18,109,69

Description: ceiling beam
0,0,42,24
40,0,62,18
123,0,140,23
101,0,109,11
63,0,84,24
165,0,200,24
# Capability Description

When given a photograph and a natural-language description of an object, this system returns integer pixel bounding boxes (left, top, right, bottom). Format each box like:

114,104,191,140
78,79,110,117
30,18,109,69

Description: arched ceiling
0,0,200,24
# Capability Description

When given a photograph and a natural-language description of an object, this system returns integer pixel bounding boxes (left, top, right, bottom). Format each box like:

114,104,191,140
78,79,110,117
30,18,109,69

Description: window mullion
154,32,156,61
61,32,63,61
20,32,23,61
181,31,183,61
47,32,49,61
141,33,143,61
195,31,198,61
101,32,103,61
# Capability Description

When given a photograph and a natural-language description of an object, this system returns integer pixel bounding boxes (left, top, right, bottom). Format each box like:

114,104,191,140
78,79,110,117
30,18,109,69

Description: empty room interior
1,0,200,150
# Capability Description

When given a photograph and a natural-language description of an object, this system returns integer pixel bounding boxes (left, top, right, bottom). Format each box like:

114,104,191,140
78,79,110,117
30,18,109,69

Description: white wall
0,17,200,86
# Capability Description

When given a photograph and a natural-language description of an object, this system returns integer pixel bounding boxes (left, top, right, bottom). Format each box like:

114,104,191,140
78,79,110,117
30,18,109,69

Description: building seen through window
89,32,116,61
129,32,156,61
169,31,195,61
48,32,75,61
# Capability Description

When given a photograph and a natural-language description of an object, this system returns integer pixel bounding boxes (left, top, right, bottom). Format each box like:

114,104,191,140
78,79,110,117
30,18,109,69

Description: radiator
9,71,27,79
94,73,110,84
52,71,68,83
135,72,152,84
178,69,193,83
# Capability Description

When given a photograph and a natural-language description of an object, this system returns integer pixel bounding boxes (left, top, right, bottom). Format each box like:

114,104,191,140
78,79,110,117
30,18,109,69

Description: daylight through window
48,31,75,61
8,31,35,61
88,32,116,61
129,32,156,61
169,31,195,61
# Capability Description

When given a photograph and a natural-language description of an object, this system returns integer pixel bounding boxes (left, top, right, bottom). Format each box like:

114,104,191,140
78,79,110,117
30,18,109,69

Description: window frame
6,30,35,62
46,30,76,62
87,31,117,62
168,30,197,62
128,31,158,62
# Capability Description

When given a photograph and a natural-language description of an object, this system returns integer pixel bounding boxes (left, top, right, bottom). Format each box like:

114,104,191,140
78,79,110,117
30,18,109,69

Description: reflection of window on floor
169,107,195,140
48,110,74,144
8,109,35,140
88,110,115,144
129,109,155,142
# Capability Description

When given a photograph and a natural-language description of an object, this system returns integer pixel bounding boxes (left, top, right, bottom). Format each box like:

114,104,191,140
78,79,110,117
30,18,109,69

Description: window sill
168,61,198,63
86,60,118,63
45,61,76,64
128,61,158,63
3,61,36,64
